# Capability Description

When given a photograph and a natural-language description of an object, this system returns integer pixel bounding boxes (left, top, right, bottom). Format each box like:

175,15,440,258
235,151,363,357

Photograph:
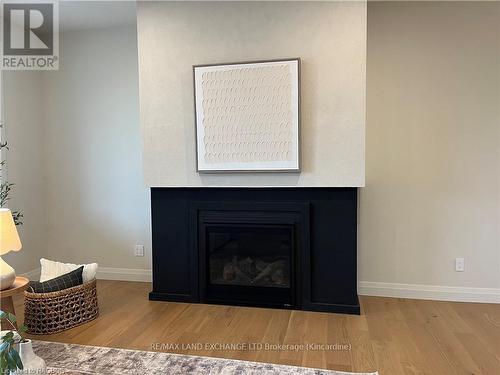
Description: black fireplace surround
149,188,360,315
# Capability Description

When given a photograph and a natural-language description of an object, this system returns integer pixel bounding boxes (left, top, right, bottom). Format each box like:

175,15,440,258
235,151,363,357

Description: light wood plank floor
12,280,500,374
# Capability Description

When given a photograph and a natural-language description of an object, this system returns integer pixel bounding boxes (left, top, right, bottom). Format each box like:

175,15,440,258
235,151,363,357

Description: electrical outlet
134,245,145,257
455,257,465,272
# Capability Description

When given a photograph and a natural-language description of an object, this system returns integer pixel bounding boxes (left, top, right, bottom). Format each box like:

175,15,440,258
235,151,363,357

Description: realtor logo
1,0,59,70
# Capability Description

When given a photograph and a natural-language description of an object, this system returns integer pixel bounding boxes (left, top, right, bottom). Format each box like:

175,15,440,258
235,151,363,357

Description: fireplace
198,206,307,308
207,226,292,289
150,188,359,315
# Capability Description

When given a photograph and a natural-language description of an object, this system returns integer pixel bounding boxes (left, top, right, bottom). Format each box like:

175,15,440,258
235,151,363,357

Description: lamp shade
0,208,22,255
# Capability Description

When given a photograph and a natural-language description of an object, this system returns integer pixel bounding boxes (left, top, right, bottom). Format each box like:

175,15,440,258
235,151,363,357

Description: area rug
32,341,378,375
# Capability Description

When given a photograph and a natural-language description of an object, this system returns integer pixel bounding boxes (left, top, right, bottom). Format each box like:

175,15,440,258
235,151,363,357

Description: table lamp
0,208,22,290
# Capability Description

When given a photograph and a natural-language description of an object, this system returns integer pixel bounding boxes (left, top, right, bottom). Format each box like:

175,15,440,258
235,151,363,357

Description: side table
0,276,29,329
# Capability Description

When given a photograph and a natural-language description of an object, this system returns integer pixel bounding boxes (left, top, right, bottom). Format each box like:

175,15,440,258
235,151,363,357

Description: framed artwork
193,58,300,172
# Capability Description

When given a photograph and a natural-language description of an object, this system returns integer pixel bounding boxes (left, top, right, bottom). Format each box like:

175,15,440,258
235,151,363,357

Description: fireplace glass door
203,224,295,308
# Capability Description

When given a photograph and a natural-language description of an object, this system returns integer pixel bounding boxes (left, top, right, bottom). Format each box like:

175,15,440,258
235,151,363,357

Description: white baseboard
21,269,499,303
359,281,500,304
96,267,152,282
21,267,152,282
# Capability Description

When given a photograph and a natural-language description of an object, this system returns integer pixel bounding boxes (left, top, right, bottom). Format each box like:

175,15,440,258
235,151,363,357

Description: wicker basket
24,279,99,335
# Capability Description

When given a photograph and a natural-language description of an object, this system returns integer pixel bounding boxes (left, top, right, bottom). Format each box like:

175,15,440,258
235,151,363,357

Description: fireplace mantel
149,187,360,315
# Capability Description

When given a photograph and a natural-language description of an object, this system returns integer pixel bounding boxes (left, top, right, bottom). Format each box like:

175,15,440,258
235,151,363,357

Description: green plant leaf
0,311,7,319
10,348,22,370
6,313,16,323
0,337,13,346
6,351,16,371
0,354,7,373
0,342,8,352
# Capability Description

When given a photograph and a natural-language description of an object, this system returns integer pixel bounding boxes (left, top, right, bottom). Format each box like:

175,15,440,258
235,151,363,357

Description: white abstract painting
194,59,300,172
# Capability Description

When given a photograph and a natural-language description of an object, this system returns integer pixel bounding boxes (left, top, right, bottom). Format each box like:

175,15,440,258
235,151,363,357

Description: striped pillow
28,266,84,293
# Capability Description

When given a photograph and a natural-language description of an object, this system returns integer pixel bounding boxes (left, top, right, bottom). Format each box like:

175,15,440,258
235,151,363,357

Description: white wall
2,2,148,280
2,71,47,275
137,1,366,187
359,1,500,302
41,26,151,274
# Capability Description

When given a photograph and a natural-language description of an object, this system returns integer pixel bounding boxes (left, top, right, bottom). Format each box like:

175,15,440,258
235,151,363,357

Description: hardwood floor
13,280,500,374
